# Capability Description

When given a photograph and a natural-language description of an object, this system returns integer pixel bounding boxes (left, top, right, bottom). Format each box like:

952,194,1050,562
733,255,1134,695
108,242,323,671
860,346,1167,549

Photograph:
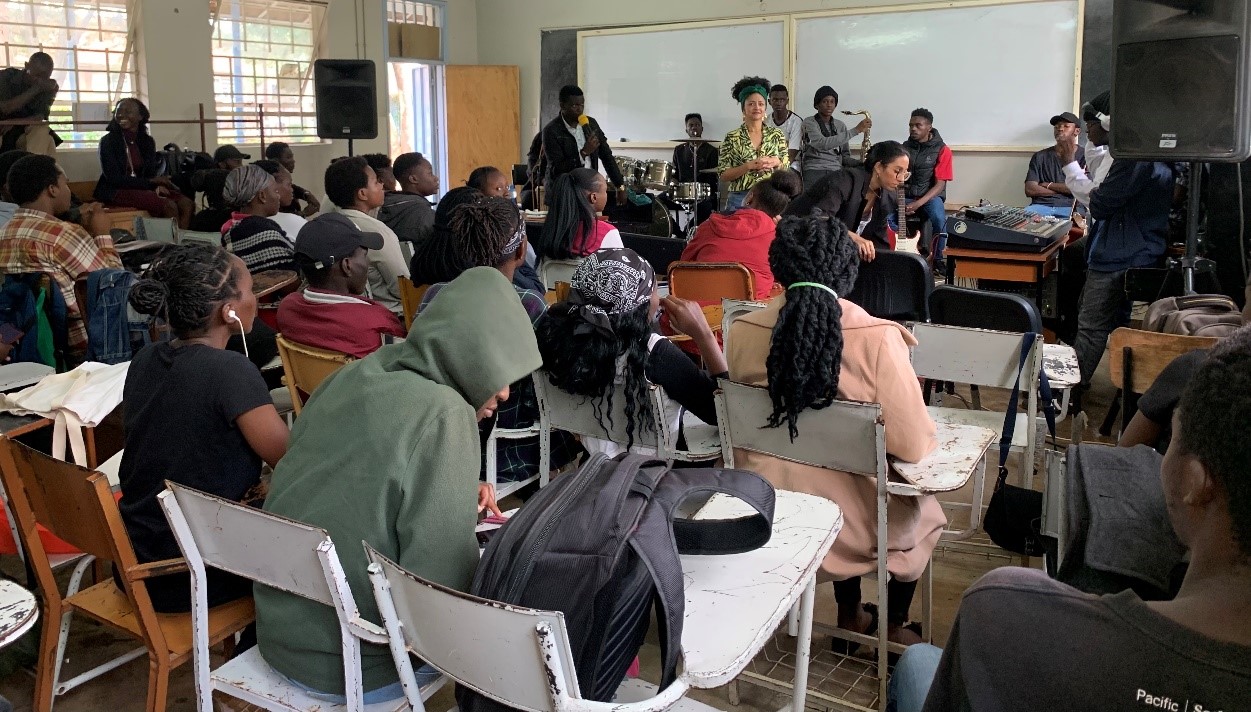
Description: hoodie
377,190,435,244
255,267,542,694
680,207,777,299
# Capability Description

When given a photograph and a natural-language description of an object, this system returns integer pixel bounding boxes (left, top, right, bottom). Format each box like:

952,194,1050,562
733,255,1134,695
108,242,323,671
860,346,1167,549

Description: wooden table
667,304,723,343
945,239,1064,314
0,579,38,647
252,270,299,299
683,491,842,712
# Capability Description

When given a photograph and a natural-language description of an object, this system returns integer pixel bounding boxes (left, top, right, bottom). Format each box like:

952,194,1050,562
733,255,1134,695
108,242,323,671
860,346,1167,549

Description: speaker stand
347,138,355,158
1181,160,1203,295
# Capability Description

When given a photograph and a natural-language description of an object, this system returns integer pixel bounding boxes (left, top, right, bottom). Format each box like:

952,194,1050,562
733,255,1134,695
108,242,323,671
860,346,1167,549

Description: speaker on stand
313,59,378,157
1112,0,1251,293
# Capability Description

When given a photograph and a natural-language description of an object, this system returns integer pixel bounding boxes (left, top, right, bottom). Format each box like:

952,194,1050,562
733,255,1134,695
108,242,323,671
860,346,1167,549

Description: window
0,0,136,148
211,0,324,145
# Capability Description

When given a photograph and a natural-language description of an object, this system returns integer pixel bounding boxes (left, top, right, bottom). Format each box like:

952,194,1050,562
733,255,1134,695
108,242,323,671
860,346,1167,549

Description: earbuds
226,307,248,358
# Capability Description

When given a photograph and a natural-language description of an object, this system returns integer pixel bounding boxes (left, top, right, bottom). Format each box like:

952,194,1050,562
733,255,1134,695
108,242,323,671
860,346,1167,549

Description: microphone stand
1182,160,1202,294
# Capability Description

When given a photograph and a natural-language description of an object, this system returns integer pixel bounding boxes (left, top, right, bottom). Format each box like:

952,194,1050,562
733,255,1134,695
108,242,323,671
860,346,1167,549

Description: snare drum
643,160,676,191
673,182,710,202
615,156,641,190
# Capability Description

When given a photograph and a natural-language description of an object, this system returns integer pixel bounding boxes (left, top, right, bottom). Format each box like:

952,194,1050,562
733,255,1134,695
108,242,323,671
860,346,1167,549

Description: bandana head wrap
567,248,655,337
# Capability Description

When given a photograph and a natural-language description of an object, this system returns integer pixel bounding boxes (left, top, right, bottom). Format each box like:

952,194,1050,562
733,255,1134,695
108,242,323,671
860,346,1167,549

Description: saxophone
841,109,872,163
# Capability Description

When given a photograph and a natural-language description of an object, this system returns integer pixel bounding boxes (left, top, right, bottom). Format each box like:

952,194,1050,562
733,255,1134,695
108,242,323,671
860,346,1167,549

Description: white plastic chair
177,230,222,248
909,323,1043,540
365,544,721,712
537,258,583,290
719,298,767,357
715,379,977,710
532,370,720,472
157,483,447,712
483,375,544,500
133,216,177,244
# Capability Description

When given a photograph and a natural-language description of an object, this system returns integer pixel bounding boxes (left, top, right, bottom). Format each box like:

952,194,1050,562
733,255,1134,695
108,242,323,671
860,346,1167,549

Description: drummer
673,113,719,223
717,76,789,211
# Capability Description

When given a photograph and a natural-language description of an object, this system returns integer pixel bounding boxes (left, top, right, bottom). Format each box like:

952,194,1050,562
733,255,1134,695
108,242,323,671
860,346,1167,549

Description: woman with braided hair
717,75,790,211
726,214,940,650
118,245,289,612
220,163,298,275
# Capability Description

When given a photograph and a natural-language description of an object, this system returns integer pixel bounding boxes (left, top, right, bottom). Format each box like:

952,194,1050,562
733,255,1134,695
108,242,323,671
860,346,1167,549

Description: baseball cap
296,213,384,269
214,144,250,162
1049,111,1080,126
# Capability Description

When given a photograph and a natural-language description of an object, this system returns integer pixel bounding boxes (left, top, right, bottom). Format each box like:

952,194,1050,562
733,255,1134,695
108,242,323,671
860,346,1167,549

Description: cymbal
698,168,720,174
672,137,720,144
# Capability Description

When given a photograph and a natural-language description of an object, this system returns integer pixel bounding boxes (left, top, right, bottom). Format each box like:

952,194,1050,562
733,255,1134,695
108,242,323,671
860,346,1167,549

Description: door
444,65,521,189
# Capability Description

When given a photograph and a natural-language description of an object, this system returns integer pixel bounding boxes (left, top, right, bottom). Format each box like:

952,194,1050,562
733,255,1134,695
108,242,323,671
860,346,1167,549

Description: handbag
983,332,1056,556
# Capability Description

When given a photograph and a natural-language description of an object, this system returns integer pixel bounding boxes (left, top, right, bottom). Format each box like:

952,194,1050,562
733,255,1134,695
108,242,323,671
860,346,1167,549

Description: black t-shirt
1026,145,1085,207
645,337,724,426
1136,349,1208,453
0,67,54,120
118,342,272,609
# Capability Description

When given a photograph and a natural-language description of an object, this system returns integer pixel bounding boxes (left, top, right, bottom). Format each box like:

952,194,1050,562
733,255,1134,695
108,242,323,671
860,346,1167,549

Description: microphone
578,114,594,144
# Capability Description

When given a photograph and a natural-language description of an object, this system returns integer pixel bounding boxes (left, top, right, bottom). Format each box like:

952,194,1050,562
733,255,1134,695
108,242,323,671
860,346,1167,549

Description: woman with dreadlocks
535,247,726,458
726,214,939,650
118,244,289,612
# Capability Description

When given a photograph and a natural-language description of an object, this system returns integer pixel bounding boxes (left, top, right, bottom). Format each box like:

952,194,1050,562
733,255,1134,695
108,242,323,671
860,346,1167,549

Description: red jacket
680,208,776,299
276,290,406,359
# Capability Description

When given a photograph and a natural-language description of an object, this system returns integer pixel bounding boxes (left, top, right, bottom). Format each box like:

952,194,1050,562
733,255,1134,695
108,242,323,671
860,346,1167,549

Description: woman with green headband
717,75,790,211
725,214,940,654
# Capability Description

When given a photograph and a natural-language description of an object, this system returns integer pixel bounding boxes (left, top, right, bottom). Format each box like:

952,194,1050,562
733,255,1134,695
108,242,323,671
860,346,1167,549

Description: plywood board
445,65,521,190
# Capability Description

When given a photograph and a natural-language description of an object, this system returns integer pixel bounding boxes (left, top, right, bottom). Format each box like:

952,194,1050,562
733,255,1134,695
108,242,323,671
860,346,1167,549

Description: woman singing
717,76,789,211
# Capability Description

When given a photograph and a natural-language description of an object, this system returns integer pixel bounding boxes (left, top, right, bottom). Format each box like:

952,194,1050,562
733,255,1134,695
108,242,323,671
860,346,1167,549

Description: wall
476,0,1096,206
58,0,482,197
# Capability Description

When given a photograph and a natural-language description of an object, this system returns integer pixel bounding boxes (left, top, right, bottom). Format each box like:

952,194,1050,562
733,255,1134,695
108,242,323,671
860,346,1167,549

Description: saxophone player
800,86,870,187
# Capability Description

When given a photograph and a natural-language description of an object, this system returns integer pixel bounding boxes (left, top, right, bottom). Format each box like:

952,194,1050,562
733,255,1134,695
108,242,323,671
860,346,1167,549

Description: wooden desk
945,239,1064,316
0,579,37,648
252,270,299,300
667,304,722,343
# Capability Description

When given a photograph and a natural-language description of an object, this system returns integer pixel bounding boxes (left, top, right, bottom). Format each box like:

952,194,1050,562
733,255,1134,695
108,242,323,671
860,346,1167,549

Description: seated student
0,148,31,228
118,245,289,612
726,215,939,651
786,140,911,263
265,141,320,217
680,169,801,299
214,144,248,171
276,213,405,358
467,165,509,197
534,167,622,262
187,168,233,233
378,151,438,245
1024,112,1084,219
362,153,396,192
418,197,580,482
256,267,533,704
535,248,725,458
94,97,194,229
901,108,953,266
0,154,120,359
324,156,410,317
220,164,297,275
914,330,1251,712
253,159,307,240
408,186,483,285
801,86,870,187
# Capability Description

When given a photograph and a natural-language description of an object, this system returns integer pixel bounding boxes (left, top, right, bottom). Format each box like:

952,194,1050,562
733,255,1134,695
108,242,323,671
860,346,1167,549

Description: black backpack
457,453,775,711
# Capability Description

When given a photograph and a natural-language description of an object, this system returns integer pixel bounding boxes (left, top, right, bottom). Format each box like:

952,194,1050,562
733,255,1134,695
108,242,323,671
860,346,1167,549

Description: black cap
1049,111,1080,126
214,144,250,162
296,213,384,269
813,85,838,108
1081,91,1111,122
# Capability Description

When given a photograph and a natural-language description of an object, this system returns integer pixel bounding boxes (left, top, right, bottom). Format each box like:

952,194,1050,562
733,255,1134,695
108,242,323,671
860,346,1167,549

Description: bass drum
643,160,676,191
615,156,641,190
673,182,710,202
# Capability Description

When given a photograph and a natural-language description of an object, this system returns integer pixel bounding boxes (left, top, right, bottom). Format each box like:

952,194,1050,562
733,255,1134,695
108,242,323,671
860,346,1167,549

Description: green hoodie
255,267,542,694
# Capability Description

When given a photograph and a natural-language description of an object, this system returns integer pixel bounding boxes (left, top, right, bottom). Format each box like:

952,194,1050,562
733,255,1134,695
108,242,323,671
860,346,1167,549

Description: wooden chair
398,276,429,331
275,334,355,416
713,380,978,710
1106,327,1219,437
365,544,718,712
158,483,445,711
0,437,253,712
666,262,754,303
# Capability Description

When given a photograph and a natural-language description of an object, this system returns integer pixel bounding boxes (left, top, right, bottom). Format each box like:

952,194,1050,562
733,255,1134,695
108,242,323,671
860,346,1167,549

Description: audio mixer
945,203,1070,252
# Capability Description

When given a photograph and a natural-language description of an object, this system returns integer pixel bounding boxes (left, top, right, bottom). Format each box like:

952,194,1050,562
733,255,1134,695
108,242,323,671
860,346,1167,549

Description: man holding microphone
540,85,626,205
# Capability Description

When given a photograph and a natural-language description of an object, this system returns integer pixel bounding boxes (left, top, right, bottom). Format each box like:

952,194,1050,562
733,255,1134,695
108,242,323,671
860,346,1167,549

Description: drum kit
615,136,720,240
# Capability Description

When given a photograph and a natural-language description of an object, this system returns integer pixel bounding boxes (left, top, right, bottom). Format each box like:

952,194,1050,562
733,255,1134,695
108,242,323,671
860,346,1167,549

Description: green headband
788,282,839,299
737,84,769,106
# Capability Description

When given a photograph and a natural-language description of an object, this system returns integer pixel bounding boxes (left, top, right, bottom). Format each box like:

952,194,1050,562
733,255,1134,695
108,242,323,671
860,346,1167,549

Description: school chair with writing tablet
157,482,446,712
275,334,355,416
666,261,754,303
398,276,429,331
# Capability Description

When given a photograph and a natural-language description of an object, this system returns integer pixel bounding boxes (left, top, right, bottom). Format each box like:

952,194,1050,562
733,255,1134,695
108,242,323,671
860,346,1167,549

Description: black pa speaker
1112,0,1251,162
313,59,378,140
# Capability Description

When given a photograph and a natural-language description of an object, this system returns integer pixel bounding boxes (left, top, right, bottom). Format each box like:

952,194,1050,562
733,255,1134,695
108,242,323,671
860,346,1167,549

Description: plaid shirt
0,208,121,354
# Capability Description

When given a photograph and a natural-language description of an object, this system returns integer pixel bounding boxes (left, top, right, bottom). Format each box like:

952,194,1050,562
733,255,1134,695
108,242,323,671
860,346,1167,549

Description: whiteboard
795,1,1079,148
580,21,786,144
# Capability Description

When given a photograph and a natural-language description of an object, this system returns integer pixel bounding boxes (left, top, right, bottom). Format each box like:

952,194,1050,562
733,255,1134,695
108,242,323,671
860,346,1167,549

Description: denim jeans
283,663,442,704
1075,268,1131,387
725,190,749,211
1023,203,1073,219
908,196,947,241
887,643,943,712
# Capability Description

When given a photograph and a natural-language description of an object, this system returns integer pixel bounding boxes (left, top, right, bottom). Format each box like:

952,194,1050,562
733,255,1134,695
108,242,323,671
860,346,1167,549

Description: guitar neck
897,187,908,238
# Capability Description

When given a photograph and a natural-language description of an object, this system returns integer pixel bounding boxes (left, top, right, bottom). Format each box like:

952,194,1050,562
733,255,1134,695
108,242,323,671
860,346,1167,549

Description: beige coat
727,297,945,581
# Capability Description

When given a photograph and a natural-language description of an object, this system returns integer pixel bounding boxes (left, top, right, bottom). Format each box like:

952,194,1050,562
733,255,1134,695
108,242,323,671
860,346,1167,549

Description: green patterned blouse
716,123,791,192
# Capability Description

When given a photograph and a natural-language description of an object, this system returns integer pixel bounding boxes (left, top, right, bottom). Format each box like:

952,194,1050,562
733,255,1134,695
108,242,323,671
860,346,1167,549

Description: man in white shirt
768,84,804,172
322,156,410,317
1062,93,1115,209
